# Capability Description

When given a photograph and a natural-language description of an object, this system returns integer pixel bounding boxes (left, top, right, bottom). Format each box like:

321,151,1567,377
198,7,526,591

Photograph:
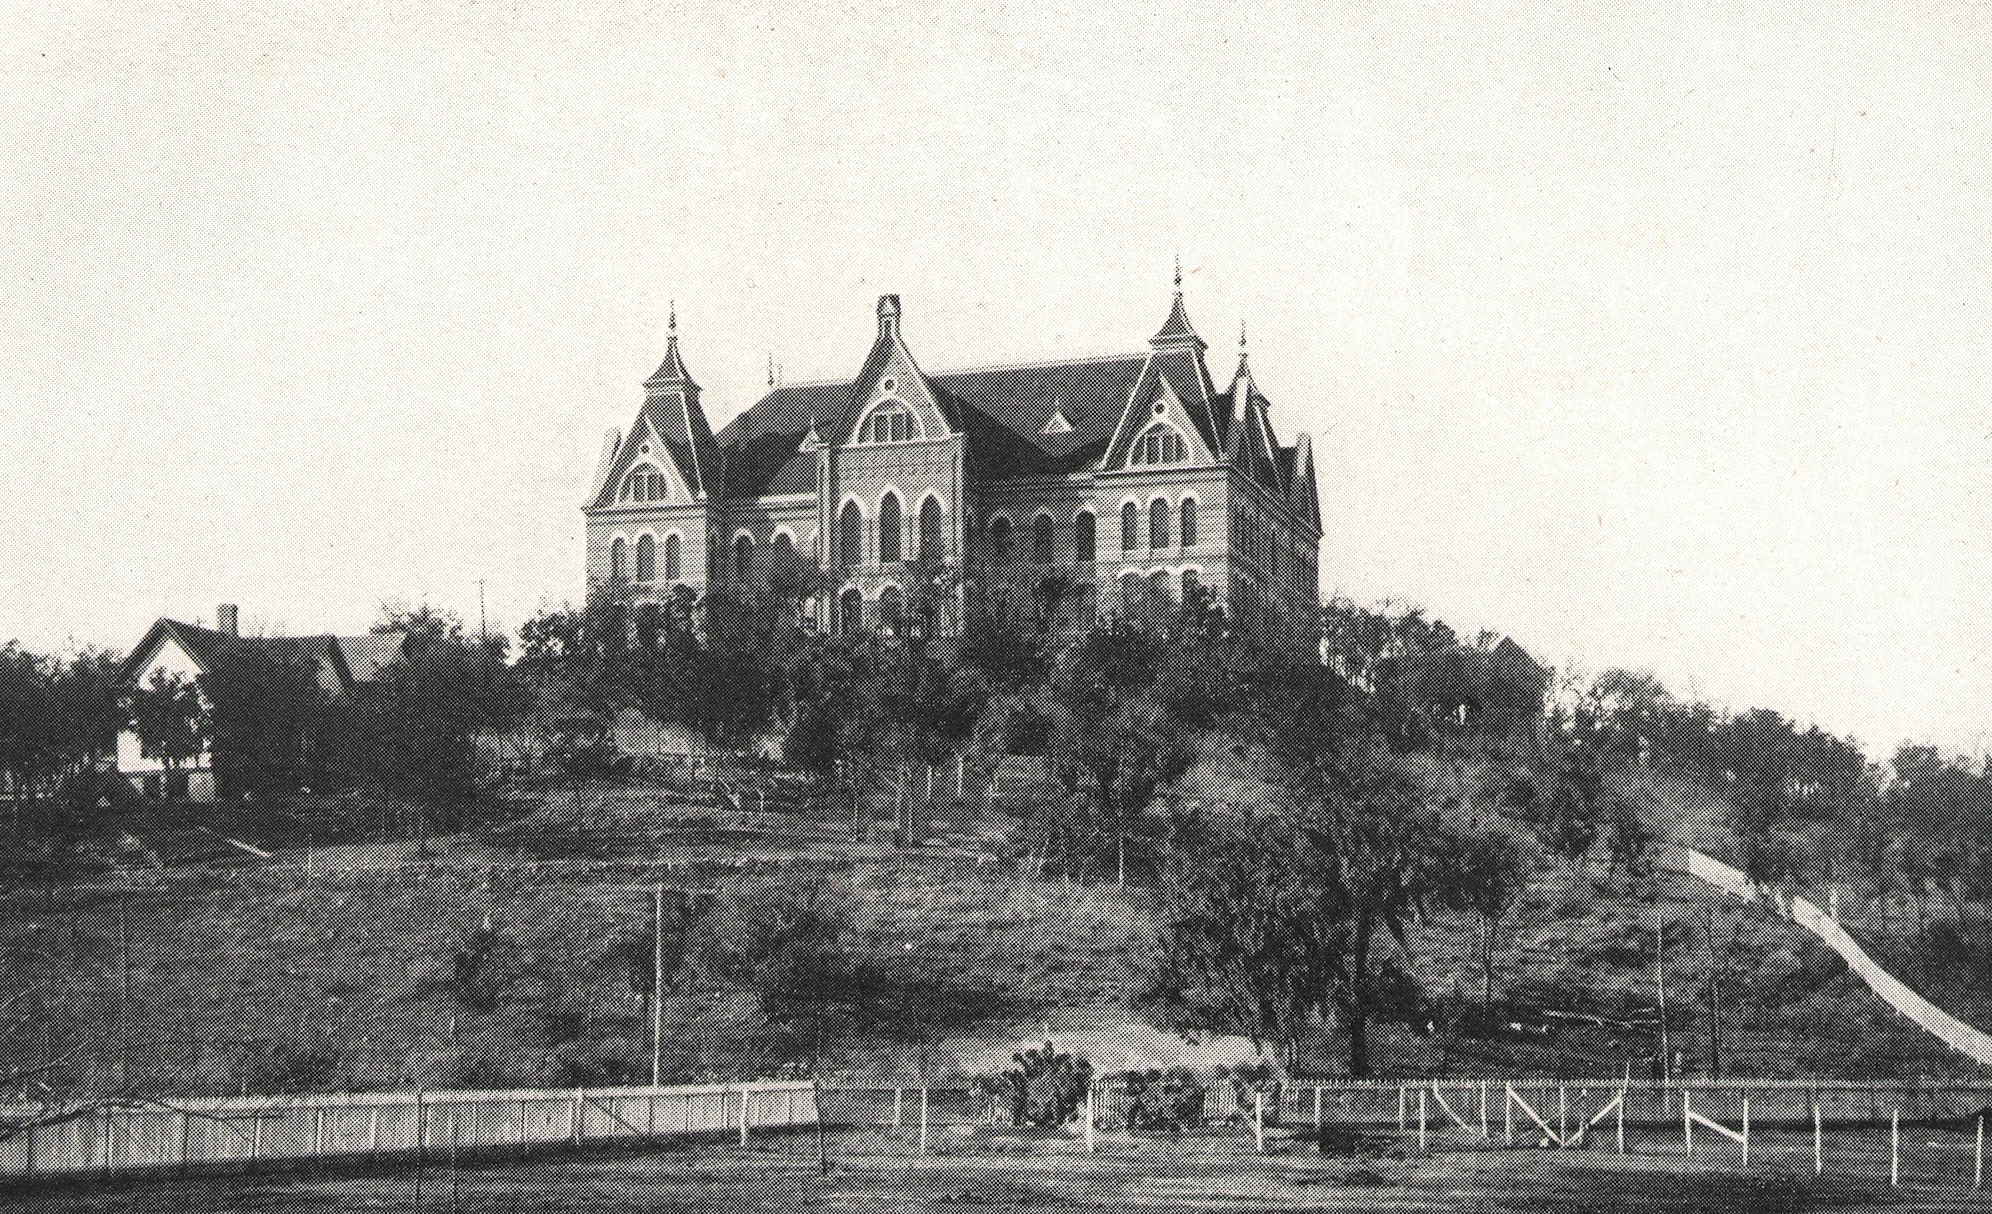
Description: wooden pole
1975,1112,1983,1189
1314,1085,1322,1130
1504,1084,1514,1145
1684,1090,1693,1158
1741,1098,1749,1168
1479,1080,1489,1140
652,885,665,1089
740,1087,751,1147
1557,1085,1568,1150
893,1087,904,1130
918,1087,928,1155
1813,1095,1823,1175
1616,1085,1626,1155
1254,1089,1266,1155
1086,1085,1097,1153
1417,1087,1427,1153
1398,1085,1406,1133
1891,1107,1900,1186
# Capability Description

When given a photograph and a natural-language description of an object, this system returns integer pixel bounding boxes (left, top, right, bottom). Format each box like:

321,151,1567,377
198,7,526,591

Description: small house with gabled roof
116,605,408,802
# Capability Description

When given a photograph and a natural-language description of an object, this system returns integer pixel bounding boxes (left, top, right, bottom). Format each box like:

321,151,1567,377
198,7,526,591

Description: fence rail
0,1081,817,1181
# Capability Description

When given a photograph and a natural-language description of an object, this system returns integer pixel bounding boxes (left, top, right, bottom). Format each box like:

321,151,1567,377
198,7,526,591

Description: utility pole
652,884,665,1088
1655,909,1670,1082
1702,908,1724,1082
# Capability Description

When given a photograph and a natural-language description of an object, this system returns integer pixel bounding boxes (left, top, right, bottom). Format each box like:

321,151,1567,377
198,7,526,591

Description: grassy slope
7,763,1988,1103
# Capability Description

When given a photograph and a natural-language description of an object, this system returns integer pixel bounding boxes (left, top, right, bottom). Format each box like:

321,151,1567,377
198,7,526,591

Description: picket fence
0,1080,816,1180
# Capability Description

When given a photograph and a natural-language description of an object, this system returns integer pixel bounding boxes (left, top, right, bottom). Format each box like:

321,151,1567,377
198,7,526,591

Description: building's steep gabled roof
1286,432,1322,531
120,620,408,697
590,314,721,508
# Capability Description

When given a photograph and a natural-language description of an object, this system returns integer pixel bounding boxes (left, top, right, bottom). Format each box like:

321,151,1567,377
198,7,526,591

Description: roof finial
1240,318,1248,351
669,301,678,337
1173,252,1183,294
767,353,775,388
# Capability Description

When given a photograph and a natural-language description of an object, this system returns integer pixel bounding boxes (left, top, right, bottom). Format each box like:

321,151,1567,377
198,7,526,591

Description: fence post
1417,1087,1427,1153
1813,1095,1823,1175
1479,1080,1489,1140
1557,1086,1567,1150
1397,1085,1406,1133
918,1087,928,1155
1975,1113,1983,1189
1741,1098,1749,1168
1616,1084,1626,1155
1086,1085,1097,1154
1254,1088,1266,1155
740,1088,751,1147
1891,1107,1900,1186
1313,1085,1322,1130
571,1089,584,1147
893,1087,904,1130
1504,1084,1514,1145
1684,1090,1693,1158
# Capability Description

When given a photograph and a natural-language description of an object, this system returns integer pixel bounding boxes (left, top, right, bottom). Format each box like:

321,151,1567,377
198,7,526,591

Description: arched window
1031,513,1055,564
988,515,1012,561
857,400,919,444
1074,510,1096,563
879,586,905,635
839,501,863,566
879,492,903,564
1181,569,1201,605
1180,498,1198,548
610,537,627,581
1148,569,1172,602
1120,502,1139,553
839,587,864,635
1149,498,1170,549
918,496,944,562
663,533,682,582
733,535,755,583
1131,422,1188,465
623,467,669,502
635,534,656,582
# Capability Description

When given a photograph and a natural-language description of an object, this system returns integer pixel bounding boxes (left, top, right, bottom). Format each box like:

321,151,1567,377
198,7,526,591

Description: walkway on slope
1667,844,1992,1068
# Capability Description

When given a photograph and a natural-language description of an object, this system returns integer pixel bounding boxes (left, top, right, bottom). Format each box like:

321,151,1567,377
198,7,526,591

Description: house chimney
217,604,239,637
877,294,901,341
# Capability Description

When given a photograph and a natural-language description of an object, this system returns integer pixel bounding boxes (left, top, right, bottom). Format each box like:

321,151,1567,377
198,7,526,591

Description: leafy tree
1449,821,1524,1035
126,671,204,789
197,646,328,802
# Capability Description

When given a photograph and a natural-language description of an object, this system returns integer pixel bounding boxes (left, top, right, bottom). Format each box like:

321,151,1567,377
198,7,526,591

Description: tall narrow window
1074,510,1096,563
1032,513,1055,564
1149,498,1170,549
988,516,1012,560
734,535,755,583
636,534,656,582
1121,502,1138,553
664,533,682,582
879,492,903,564
1180,498,1198,548
610,537,627,581
839,587,864,634
839,502,863,566
919,496,944,562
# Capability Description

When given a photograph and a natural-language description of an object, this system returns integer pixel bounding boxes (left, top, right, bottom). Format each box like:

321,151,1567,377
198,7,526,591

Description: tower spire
1173,252,1182,294
1237,319,1249,372
767,353,775,388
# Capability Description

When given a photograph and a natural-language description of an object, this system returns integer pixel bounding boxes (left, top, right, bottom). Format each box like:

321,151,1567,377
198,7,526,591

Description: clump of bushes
991,1041,1093,1127
1111,1067,1205,1131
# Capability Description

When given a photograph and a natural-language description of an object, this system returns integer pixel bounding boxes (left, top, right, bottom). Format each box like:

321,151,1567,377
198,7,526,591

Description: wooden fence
0,1081,816,1181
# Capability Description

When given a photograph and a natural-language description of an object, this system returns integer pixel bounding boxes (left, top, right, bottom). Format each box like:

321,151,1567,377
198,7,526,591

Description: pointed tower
634,304,721,499
1103,263,1224,467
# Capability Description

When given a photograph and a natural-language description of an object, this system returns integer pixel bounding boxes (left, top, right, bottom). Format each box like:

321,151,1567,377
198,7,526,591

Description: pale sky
1,2,1987,761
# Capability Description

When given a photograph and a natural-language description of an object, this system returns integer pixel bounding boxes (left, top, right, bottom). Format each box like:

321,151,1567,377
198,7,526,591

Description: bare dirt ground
6,1124,1987,1213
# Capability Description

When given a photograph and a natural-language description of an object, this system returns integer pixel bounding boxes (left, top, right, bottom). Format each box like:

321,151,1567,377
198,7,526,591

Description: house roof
120,620,408,696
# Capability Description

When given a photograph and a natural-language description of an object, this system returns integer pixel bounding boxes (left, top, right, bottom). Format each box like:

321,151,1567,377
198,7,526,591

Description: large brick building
582,279,1321,644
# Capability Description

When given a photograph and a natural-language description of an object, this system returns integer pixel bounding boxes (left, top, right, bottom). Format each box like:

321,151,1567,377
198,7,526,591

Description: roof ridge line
932,351,1148,376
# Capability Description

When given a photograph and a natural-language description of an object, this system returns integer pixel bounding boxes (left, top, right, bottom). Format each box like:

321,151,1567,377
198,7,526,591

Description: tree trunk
1480,915,1497,1037
1345,909,1375,1079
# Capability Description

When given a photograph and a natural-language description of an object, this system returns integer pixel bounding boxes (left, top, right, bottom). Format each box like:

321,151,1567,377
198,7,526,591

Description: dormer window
1131,421,1188,465
622,467,669,502
857,399,920,444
